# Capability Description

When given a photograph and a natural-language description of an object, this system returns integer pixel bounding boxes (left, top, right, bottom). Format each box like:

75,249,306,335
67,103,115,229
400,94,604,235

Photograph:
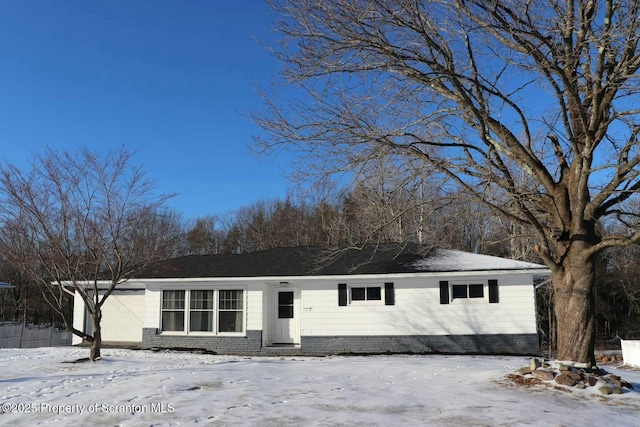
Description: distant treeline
1,184,639,346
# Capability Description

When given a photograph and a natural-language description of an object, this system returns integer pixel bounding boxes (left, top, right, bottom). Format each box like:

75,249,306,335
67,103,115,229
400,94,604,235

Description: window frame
189,289,214,333
159,287,246,336
161,290,186,332
218,289,245,334
348,285,384,305
449,281,487,303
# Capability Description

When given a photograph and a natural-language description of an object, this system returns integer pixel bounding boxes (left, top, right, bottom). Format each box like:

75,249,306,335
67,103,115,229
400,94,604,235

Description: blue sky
0,1,292,219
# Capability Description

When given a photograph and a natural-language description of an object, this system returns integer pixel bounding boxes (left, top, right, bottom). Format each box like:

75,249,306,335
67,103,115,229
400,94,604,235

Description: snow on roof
411,249,548,272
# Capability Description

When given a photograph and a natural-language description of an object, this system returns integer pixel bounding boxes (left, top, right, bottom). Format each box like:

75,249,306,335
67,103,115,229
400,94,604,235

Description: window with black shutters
339,284,388,305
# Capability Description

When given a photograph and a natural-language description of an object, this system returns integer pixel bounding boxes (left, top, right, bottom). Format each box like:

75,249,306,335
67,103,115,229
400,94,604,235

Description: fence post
19,320,25,348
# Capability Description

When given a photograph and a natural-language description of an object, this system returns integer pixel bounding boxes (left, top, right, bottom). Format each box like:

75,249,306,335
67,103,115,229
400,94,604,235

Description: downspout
535,277,552,290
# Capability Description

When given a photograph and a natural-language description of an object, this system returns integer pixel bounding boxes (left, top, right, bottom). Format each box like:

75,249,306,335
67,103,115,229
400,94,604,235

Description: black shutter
439,281,449,304
384,282,395,305
488,279,499,303
338,283,347,306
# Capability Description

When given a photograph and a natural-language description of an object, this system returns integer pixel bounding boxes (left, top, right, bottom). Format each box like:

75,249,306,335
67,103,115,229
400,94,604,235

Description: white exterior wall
298,273,537,336
246,285,264,331
74,271,540,345
99,290,145,342
72,292,86,345
621,339,640,368
72,288,146,344
143,285,161,329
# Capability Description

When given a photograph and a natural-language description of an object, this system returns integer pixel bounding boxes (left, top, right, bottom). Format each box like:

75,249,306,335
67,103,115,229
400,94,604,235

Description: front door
273,288,298,344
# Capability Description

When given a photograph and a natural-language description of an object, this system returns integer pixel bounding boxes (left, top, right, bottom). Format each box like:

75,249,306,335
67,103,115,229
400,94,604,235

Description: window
441,280,499,304
278,291,294,319
160,289,244,334
218,290,244,333
350,286,381,302
162,290,185,331
452,284,468,299
367,287,382,300
451,283,484,300
189,290,213,332
339,283,394,306
351,287,366,301
469,284,484,298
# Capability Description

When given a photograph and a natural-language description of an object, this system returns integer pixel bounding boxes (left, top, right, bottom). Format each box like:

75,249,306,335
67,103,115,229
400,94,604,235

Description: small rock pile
596,353,623,365
513,358,634,395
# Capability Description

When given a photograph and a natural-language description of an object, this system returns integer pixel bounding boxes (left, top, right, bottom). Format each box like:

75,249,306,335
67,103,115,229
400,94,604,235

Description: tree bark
552,247,596,366
90,308,102,361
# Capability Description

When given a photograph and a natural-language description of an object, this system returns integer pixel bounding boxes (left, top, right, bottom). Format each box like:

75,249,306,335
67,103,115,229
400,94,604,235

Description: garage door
99,290,145,343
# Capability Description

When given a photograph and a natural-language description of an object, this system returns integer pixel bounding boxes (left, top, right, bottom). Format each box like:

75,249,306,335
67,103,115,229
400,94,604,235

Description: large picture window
160,289,244,334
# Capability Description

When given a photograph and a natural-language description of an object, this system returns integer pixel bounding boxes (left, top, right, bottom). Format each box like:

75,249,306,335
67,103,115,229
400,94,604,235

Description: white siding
73,289,145,344
621,339,640,368
99,291,145,342
246,287,264,331
299,274,538,336
144,286,161,329
72,292,86,345
81,271,540,343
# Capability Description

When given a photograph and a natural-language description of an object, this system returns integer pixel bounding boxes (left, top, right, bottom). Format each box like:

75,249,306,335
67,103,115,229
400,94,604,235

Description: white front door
273,288,299,344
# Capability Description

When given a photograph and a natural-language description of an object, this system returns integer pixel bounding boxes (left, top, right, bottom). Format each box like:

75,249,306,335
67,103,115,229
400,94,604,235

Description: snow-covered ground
1,347,639,426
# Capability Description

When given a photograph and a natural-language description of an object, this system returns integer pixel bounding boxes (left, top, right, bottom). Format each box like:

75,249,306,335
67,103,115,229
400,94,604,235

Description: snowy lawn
1,347,639,426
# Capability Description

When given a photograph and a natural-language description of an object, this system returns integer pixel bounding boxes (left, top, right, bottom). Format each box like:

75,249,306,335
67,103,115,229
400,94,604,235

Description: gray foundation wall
141,328,263,354
141,328,538,355
301,334,540,355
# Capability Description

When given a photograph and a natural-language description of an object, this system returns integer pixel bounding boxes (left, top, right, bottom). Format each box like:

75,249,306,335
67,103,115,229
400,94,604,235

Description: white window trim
450,281,488,303
159,287,247,336
217,289,246,336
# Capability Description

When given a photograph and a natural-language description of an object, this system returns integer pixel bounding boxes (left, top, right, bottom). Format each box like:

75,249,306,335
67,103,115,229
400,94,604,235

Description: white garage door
99,290,145,343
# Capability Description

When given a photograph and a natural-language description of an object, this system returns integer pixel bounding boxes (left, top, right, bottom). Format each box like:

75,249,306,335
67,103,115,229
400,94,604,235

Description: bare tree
256,0,640,364
184,216,225,255
0,146,174,360
337,156,453,246
596,241,640,338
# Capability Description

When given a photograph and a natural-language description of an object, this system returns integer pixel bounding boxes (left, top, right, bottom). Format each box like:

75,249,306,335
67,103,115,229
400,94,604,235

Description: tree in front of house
0,146,176,360
256,0,640,364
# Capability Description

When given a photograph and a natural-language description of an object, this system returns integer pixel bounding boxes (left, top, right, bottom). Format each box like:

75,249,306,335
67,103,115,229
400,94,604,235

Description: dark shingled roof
132,244,547,279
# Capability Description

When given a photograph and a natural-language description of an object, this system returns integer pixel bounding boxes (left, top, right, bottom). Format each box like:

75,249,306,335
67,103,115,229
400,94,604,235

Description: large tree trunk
552,246,596,366
90,308,102,361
